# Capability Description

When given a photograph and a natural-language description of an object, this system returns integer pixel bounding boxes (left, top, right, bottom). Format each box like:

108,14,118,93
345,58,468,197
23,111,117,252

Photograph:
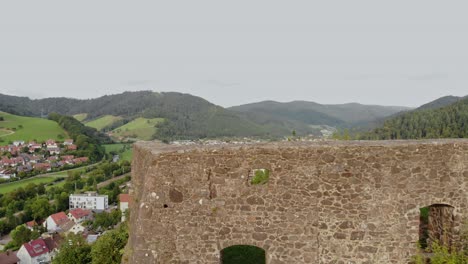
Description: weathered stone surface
169,188,183,203
127,139,468,264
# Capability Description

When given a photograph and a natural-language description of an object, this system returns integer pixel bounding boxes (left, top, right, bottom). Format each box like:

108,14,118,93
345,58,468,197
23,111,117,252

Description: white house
67,208,92,223
44,212,69,232
58,220,85,235
67,222,85,235
69,192,109,211
0,170,15,179
12,141,25,147
119,193,131,222
16,238,51,264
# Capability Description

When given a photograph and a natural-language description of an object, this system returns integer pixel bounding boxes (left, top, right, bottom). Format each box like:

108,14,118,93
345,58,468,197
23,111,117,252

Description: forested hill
229,100,410,127
361,97,468,140
0,91,168,118
0,92,275,140
415,95,467,111
0,91,412,140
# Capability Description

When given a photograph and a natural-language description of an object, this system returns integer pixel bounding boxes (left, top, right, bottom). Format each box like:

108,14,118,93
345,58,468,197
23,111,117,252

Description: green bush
251,169,269,185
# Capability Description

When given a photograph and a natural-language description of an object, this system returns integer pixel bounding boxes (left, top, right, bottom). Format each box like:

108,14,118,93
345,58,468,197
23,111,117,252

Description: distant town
0,139,89,180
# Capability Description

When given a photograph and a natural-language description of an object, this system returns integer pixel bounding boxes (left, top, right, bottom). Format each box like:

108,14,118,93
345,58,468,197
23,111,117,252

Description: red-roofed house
44,212,69,232
47,156,58,162
34,163,51,172
28,143,42,153
119,193,131,222
66,144,77,151
73,157,89,164
25,220,37,231
46,139,57,147
17,238,51,264
61,155,74,165
68,208,92,223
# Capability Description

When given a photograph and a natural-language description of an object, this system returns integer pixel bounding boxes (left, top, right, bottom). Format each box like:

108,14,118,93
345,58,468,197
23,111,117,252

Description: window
419,204,454,251
221,245,266,264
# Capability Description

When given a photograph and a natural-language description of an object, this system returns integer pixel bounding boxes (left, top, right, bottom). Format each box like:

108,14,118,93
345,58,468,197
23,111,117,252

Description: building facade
69,192,109,211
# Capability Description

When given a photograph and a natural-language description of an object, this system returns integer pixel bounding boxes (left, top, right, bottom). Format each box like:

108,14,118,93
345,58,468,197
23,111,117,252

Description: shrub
251,169,269,185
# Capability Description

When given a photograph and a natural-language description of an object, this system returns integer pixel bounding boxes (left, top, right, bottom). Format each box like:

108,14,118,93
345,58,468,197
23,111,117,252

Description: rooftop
22,238,49,258
69,208,91,219
50,212,68,226
119,193,131,203
70,192,108,198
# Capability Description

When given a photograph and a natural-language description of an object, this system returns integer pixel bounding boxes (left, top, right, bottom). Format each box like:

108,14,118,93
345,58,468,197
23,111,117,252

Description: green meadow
111,117,164,140
103,143,133,161
73,113,88,122
0,177,56,194
85,115,122,131
0,112,68,142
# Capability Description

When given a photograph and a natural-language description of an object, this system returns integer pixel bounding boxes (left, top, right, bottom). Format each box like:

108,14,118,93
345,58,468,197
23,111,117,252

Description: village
0,139,89,180
0,190,131,263
0,135,133,263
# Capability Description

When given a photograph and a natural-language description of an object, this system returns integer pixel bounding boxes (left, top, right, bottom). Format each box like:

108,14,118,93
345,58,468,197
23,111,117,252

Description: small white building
44,212,69,232
70,192,109,211
59,221,85,235
12,141,25,147
119,193,131,222
0,170,15,179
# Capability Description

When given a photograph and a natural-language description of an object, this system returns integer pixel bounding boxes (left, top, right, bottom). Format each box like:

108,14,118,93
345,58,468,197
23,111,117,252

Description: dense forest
48,113,109,161
361,98,468,140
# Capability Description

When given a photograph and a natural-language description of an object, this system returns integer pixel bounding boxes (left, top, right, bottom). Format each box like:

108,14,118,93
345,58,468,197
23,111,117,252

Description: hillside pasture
0,112,68,142
0,177,56,194
85,115,122,131
73,113,88,122
103,143,133,161
111,117,164,140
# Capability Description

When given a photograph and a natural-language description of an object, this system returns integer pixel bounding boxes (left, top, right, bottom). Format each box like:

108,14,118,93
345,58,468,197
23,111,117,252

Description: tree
24,197,53,221
91,224,128,264
53,234,92,264
54,192,69,212
10,225,39,248
92,210,121,230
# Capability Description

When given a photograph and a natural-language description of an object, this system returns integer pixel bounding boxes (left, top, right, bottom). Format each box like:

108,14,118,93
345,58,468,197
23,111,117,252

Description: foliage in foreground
221,245,266,264
91,223,129,264
412,220,468,264
53,222,129,264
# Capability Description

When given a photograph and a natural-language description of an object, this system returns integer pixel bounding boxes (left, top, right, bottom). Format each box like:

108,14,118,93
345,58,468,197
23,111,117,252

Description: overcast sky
0,1,467,108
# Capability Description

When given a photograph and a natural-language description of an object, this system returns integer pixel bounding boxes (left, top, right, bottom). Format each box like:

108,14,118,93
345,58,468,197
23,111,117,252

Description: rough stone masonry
127,139,468,264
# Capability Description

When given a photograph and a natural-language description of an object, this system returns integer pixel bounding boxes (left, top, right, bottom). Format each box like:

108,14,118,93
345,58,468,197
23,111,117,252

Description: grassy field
0,112,68,142
45,165,91,178
0,177,56,194
0,164,99,194
111,117,164,140
0,129,12,136
85,115,122,131
103,143,133,161
73,113,88,122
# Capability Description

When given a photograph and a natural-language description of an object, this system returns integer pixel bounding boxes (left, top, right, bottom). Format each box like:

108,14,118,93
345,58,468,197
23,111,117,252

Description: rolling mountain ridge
2,91,460,141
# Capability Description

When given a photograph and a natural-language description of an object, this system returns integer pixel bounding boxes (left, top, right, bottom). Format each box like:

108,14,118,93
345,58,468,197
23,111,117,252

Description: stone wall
127,140,468,264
